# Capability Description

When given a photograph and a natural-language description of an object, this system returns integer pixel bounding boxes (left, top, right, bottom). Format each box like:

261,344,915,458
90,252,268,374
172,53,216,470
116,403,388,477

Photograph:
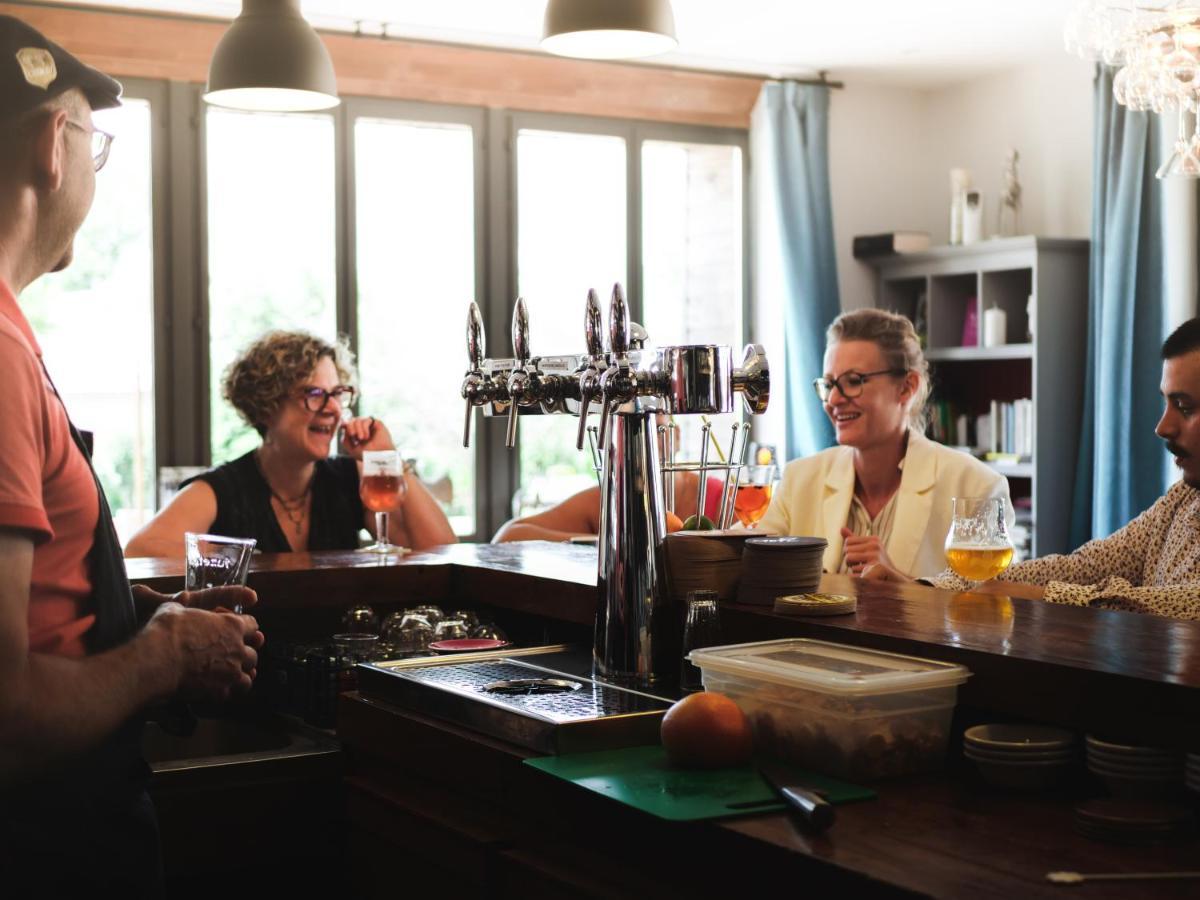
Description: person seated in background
125,330,457,556
493,469,725,543
758,308,1011,577
865,317,1200,621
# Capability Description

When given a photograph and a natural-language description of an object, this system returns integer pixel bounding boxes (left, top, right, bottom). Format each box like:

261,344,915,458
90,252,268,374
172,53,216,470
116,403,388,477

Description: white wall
828,55,1095,310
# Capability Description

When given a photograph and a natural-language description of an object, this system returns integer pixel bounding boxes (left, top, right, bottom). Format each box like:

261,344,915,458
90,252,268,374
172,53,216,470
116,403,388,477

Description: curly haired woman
125,331,456,556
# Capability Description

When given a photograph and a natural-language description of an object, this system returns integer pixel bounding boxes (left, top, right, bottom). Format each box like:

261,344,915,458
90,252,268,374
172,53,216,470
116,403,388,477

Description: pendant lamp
541,0,678,60
204,0,339,111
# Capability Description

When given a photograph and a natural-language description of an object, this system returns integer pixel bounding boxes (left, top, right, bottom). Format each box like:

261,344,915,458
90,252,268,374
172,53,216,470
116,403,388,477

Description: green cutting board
524,745,875,822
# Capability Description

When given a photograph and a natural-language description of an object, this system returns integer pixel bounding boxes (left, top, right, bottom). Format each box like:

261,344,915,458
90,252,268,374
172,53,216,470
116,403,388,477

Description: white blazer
758,431,1013,578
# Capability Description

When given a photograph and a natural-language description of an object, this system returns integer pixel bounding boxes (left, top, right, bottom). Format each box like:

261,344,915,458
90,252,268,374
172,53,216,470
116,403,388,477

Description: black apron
0,403,165,896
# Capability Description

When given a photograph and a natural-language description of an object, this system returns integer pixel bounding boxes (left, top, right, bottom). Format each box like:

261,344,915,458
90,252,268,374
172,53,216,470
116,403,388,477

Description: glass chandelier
1066,1,1200,176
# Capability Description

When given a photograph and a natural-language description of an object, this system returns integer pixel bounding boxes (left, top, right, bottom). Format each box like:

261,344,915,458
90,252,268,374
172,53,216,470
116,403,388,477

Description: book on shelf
926,398,1033,460
852,231,931,259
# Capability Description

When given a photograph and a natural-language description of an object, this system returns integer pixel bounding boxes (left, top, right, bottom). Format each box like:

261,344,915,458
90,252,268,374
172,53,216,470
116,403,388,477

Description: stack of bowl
963,724,1076,790
1073,798,1195,844
1086,735,1185,799
737,536,826,605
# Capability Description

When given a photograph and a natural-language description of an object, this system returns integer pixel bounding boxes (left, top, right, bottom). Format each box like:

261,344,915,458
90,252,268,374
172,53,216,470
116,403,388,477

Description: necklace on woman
270,485,311,535
255,451,314,536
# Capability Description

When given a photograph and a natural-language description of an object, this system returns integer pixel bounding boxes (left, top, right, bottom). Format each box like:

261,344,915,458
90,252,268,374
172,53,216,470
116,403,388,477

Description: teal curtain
1069,66,1166,546
752,82,840,459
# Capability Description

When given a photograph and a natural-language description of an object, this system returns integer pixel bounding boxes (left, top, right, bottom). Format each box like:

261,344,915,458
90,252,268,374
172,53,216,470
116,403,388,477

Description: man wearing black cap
0,15,265,896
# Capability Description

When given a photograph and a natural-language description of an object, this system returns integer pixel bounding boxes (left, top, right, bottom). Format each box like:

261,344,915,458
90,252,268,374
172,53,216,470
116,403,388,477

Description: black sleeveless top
184,450,365,552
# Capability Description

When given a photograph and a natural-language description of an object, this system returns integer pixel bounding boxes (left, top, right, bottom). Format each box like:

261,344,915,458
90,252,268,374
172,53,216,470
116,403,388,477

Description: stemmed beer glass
360,450,406,554
944,497,1014,587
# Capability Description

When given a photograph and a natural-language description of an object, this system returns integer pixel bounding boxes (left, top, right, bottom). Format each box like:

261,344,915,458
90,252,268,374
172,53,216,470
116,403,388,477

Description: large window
55,85,749,543
354,114,478,535
22,98,156,543
206,108,337,464
514,128,627,515
642,139,746,463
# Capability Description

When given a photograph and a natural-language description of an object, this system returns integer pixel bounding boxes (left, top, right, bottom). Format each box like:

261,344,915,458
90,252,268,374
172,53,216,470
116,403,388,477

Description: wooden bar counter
128,543,1200,897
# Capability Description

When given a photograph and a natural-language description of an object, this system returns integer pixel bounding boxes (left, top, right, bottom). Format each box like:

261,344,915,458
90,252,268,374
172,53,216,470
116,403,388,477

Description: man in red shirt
0,16,264,896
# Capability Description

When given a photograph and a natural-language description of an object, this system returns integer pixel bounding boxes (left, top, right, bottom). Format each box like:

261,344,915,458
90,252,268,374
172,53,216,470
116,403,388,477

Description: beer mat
774,593,857,616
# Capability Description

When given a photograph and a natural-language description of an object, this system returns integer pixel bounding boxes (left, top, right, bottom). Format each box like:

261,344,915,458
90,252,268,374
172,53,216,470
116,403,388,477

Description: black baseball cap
0,15,121,120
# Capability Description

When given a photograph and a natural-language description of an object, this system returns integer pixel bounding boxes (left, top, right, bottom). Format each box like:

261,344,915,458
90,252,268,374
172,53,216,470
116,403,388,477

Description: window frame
132,87,750,543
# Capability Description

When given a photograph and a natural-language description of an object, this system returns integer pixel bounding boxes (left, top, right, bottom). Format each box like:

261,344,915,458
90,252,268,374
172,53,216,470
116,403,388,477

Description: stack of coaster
665,530,755,603
737,536,827,606
773,592,857,616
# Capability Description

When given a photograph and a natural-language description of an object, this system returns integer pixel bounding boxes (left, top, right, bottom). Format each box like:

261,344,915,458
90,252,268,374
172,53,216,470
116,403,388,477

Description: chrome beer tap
460,302,494,448
505,298,554,448
595,284,639,452
458,285,770,686
575,289,606,451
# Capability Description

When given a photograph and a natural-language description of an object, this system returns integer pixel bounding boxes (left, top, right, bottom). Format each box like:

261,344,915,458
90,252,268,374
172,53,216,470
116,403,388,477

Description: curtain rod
12,0,845,89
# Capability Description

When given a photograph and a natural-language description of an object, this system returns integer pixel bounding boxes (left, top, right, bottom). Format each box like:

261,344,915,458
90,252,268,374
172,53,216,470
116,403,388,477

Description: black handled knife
756,762,836,832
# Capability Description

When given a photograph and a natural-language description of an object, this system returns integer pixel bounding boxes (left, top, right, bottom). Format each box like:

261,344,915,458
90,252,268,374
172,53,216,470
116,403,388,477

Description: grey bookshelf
866,236,1090,557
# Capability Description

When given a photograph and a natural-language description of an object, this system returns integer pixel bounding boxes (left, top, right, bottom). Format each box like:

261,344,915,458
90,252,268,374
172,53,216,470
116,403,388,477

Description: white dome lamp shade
204,0,339,111
541,0,678,60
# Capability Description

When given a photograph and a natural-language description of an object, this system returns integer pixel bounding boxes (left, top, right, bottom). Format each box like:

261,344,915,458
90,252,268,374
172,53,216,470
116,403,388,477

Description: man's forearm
0,626,176,782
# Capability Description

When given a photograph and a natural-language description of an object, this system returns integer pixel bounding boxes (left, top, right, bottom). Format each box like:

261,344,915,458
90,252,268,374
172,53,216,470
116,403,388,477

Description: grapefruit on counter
665,511,685,533
660,691,753,769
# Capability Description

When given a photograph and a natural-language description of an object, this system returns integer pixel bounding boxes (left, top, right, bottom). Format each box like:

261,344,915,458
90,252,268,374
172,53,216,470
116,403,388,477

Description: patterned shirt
838,491,900,574
929,481,1200,620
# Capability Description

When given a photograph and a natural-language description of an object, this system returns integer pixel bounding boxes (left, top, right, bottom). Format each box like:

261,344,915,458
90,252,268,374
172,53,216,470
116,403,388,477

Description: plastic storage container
688,639,970,780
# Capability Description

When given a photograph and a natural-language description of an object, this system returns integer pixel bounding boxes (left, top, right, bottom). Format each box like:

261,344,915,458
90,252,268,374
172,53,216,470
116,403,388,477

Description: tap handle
585,289,605,357
576,374,597,450
505,389,520,448
597,394,615,452
609,283,629,357
462,393,474,448
466,302,485,370
512,297,530,363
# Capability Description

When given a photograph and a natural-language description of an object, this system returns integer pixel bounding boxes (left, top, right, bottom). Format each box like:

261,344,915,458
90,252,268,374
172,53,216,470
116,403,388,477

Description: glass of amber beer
944,497,1013,586
360,450,406,554
734,464,778,528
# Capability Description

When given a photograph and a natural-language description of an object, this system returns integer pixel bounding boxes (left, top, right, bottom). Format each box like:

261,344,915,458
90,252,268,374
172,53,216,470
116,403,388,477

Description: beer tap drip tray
355,645,674,754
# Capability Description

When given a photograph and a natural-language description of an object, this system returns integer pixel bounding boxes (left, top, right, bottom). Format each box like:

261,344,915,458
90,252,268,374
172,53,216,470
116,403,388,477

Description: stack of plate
1086,735,1185,799
737,536,826,606
665,530,755,603
1073,798,1194,845
963,723,1076,790
1188,753,1200,793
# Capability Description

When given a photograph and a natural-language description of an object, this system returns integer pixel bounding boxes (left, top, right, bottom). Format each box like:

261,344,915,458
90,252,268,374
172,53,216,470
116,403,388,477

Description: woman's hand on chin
340,416,395,458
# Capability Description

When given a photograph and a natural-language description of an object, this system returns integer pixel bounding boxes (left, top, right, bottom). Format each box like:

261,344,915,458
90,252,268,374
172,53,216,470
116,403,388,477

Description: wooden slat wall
0,3,761,127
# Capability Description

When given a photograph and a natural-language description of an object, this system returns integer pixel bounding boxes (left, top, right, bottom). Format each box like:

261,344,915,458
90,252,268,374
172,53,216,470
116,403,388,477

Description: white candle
983,305,1007,347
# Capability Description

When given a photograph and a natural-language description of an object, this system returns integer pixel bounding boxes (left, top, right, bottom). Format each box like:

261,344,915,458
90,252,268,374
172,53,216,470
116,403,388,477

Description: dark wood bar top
127,541,1200,744
339,692,1200,899
127,540,1200,896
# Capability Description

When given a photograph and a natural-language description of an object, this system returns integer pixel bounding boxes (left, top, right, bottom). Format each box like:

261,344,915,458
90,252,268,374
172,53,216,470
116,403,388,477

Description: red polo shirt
0,279,99,658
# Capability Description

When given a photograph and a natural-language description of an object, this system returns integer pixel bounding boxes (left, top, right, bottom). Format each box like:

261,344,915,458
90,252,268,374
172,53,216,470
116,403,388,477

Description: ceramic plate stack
1073,798,1194,845
665,530,756,603
1085,735,1184,799
737,536,827,606
1188,753,1200,794
962,724,1075,790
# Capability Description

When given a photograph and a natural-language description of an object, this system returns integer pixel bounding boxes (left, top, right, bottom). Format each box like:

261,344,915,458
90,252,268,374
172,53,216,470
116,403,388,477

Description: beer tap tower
462,286,770,687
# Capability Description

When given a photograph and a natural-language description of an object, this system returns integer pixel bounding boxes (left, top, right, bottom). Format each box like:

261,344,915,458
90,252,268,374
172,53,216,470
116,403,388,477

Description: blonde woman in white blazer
758,309,1011,578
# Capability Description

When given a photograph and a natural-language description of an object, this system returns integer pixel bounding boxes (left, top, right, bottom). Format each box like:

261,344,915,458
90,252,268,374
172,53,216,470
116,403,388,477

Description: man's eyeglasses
65,120,114,172
299,385,357,413
813,368,906,402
